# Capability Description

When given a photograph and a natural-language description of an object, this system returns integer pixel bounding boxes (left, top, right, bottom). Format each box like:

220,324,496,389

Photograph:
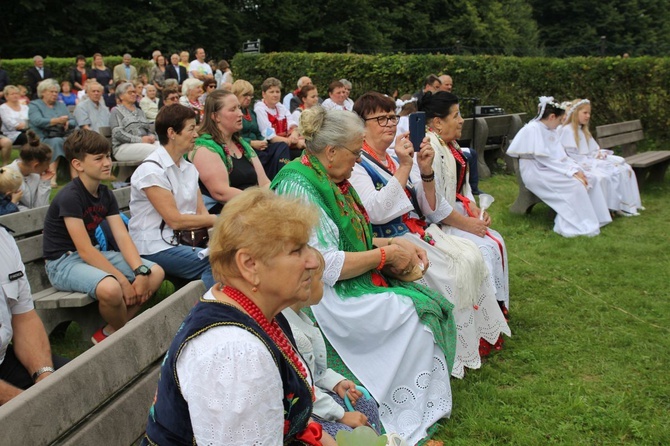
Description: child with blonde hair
0,167,23,215
559,99,642,215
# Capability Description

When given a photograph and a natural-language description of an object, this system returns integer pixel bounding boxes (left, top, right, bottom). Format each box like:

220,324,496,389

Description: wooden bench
458,113,526,178
0,280,205,445
0,187,131,342
596,120,670,186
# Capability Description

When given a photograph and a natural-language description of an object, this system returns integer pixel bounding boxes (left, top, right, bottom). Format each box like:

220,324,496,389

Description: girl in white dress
507,97,612,237
559,99,642,215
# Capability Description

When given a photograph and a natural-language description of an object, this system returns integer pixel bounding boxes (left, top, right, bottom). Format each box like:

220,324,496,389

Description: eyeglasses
207,85,216,89
337,145,363,158
364,115,399,127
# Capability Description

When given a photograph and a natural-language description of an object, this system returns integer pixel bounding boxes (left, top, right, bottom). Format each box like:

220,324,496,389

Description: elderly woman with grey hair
109,82,159,162
28,79,77,184
179,78,204,123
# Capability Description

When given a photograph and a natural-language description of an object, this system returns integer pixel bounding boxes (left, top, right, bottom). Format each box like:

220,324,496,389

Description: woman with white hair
179,78,204,123
109,82,159,163
28,79,77,184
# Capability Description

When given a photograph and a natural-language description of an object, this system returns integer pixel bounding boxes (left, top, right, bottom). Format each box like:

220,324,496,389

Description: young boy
43,129,165,344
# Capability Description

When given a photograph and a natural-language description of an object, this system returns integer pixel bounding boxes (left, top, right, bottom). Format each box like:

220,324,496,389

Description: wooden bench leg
648,161,670,183
510,183,543,215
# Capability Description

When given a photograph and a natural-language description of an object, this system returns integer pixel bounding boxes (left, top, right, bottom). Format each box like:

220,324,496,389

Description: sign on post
243,40,261,54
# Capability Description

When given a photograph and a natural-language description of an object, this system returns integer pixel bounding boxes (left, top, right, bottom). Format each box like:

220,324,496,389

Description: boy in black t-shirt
43,130,165,344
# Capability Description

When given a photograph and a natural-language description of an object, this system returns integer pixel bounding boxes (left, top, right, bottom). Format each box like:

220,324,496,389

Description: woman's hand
339,411,368,429
469,204,491,226
250,140,268,150
334,380,362,406
390,237,428,272
464,216,488,238
416,137,435,176
393,132,414,168
142,135,156,144
384,243,413,275
15,122,26,130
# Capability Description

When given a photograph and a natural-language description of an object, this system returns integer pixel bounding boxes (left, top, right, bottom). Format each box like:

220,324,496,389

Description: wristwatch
32,366,55,382
133,265,152,276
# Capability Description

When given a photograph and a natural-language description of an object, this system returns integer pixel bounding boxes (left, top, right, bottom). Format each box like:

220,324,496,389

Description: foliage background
231,53,670,144
2,0,670,58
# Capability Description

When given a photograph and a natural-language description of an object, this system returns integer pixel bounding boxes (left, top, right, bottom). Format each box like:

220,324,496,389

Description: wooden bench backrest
0,280,206,445
596,120,644,156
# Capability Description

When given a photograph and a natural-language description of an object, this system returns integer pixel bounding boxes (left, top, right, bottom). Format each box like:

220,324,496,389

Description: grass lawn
46,163,669,445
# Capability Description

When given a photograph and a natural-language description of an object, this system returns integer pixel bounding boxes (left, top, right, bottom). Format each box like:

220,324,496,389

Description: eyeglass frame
363,114,400,127
335,145,363,158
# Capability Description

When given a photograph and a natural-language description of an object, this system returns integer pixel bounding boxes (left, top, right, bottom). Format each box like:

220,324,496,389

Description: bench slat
59,366,160,445
33,290,87,310
0,207,48,238
597,130,645,150
0,280,205,445
625,151,670,168
596,120,642,138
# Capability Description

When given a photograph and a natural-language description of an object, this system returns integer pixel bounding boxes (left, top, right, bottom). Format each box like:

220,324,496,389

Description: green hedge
232,53,670,145
1,57,153,89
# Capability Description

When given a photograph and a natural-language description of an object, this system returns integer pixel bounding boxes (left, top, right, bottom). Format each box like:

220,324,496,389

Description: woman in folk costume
507,96,612,237
349,92,510,377
418,92,510,313
272,106,457,445
559,98,642,216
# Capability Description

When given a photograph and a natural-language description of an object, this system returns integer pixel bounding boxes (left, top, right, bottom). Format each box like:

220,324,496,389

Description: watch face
135,265,151,275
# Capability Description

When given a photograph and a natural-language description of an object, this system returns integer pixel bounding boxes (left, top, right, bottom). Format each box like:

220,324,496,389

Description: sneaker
91,327,109,344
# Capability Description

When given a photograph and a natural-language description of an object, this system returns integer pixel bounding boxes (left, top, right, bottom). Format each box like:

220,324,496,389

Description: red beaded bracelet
376,247,386,270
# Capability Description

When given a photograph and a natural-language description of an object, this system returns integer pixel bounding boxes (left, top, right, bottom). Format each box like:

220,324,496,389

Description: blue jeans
143,246,214,289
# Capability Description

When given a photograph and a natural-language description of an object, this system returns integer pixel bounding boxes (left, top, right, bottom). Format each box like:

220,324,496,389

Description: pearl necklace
222,286,309,379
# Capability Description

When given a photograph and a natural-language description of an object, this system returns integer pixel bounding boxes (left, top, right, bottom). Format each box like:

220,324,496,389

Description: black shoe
471,188,485,196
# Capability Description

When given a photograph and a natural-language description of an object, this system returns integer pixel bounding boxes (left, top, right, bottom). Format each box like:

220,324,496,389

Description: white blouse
253,100,297,138
177,292,284,445
0,103,29,143
129,146,200,255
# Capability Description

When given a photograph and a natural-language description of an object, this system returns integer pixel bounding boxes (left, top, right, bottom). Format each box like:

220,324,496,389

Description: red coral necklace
222,285,308,379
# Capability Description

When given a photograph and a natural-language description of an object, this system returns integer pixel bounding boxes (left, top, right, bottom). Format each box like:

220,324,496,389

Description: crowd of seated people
3,49,649,444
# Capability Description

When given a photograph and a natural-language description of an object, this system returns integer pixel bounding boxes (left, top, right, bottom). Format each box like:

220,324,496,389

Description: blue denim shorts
45,250,156,300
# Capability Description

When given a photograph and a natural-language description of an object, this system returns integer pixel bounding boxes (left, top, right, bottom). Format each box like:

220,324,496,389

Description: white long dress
427,133,510,307
274,176,452,446
350,157,510,379
559,126,642,214
507,120,611,237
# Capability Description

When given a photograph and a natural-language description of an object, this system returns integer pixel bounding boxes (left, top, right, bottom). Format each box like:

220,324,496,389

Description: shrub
232,53,670,145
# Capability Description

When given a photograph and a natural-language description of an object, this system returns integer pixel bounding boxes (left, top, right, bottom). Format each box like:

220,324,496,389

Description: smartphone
408,111,426,151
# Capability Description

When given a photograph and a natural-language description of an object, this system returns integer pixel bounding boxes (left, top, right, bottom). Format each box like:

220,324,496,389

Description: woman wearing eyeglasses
232,79,291,179
349,92,510,377
272,105,457,445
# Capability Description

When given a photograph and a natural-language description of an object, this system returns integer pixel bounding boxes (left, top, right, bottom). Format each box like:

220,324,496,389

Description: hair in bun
20,130,52,164
298,106,364,155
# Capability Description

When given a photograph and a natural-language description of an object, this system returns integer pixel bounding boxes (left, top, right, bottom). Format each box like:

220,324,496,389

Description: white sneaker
386,433,409,446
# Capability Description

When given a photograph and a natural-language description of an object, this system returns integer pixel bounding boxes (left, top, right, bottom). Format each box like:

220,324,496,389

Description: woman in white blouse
143,188,332,446
129,104,216,288
0,85,30,165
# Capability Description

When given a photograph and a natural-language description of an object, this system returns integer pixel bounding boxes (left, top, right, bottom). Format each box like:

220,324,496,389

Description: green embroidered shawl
271,153,457,372
193,133,257,172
